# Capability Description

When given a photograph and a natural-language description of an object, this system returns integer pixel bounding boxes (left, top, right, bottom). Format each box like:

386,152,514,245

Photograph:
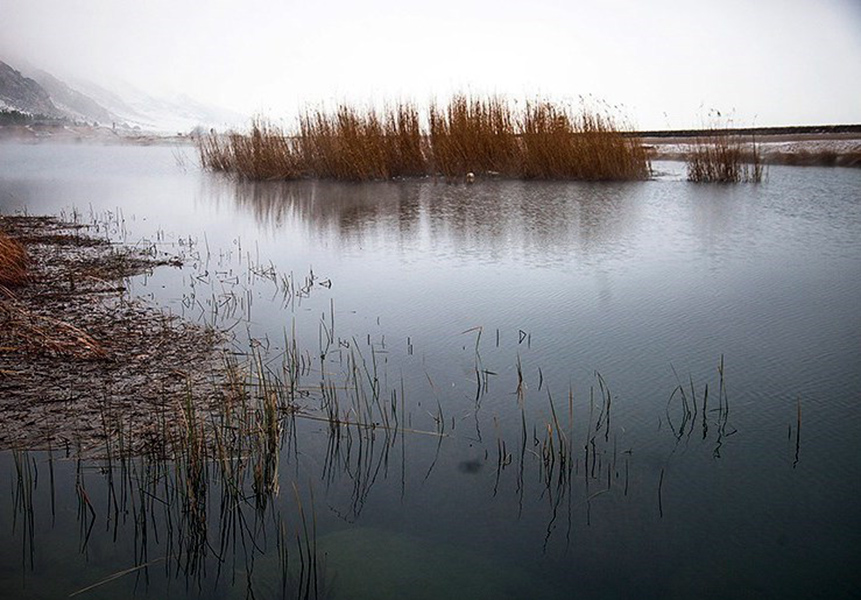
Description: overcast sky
2,0,860,129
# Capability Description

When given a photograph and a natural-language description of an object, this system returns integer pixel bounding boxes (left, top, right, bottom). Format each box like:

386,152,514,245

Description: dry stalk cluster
686,128,764,183
0,216,224,454
0,230,28,288
199,94,651,182
0,228,102,359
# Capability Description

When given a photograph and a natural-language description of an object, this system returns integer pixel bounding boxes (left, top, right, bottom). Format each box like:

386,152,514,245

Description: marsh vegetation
198,95,651,182
1,143,859,598
679,112,764,183
0,210,743,598
685,128,764,183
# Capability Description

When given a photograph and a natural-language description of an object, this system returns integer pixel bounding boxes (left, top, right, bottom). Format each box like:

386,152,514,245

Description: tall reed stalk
520,102,650,180
686,121,764,183
198,94,650,182
429,94,520,177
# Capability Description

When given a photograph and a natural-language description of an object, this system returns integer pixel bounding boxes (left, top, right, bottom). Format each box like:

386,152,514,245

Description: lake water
1,142,859,599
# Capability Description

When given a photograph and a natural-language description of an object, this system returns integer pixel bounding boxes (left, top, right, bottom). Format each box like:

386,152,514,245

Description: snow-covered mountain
0,61,64,118
0,58,247,132
28,69,114,124
69,77,247,133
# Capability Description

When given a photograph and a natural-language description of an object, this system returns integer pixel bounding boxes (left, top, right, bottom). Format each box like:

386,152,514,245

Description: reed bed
428,94,520,177
686,128,764,183
519,101,650,180
299,102,428,180
0,229,28,288
198,94,651,182
197,118,302,180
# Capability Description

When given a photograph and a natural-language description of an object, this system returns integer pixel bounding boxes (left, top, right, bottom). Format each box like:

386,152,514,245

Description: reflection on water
203,177,649,267
2,355,744,599
1,145,861,599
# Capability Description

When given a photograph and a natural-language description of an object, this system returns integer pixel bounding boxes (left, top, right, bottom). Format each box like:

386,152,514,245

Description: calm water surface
1,142,859,598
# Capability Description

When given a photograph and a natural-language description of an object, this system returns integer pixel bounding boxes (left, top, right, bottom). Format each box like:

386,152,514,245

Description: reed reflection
207,178,648,266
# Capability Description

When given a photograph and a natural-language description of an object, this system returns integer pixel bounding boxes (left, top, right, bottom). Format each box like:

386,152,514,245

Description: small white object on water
465,172,475,184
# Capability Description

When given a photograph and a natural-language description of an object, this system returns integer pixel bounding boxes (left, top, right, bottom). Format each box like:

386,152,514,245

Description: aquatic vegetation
0,219,108,361
60,343,324,597
198,94,651,182
299,101,428,180
0,216,223,451
0,211,747,598
519,100,650,180
428,94,520,178
686,118,764,182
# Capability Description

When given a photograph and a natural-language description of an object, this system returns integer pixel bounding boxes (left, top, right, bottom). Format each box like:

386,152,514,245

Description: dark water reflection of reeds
201,177,649,267
0,360,739,600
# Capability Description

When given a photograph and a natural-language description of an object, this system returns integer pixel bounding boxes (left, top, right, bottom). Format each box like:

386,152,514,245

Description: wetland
0,141,859,598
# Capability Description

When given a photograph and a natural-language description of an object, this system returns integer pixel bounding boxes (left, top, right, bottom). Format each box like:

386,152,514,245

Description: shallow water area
0,142,860,598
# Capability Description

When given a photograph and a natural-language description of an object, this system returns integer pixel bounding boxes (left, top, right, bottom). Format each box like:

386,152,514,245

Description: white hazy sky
2,0,860,129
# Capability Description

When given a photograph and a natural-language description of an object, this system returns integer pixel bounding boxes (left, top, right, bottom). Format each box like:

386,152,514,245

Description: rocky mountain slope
28,68,114,124
1,58,246,131
0,61,63,118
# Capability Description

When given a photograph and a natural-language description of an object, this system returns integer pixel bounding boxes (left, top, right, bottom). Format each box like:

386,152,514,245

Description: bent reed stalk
0,230,29,288
198,94,651,182
686,121,764,183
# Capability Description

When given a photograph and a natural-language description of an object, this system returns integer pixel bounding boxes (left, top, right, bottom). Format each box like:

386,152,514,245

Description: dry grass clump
0,230,29,288
0,297,106,359
198,118,301,180
686,122,763,183
520,102,650,180
1,223,108,359
0,227,106,359
429,94,520,178
198,94,651,182
298,101,428,180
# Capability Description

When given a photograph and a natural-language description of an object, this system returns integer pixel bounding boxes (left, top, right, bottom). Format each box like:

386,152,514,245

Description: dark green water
1,143,859,598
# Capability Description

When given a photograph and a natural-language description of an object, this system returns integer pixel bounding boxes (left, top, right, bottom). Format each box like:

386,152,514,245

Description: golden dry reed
0,230,106,359
0,230,28,288
686,117,764,183
198,94,651,182
519,100,650,180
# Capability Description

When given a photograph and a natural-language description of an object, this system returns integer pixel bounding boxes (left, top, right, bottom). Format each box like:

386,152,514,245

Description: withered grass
686,128,764,183
0,230,29,289
199,94,651,182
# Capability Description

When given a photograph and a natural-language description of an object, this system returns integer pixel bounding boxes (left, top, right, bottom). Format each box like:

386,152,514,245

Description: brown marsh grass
198,94,651,182
0,230,28,288
686,127,764,183
197,118,302,180
520,101,650,180
299,102,428,180
428,94,521,177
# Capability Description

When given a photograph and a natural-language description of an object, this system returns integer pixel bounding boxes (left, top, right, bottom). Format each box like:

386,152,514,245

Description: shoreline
645,134,861,168
2,123,860,169
0,215,225,456
3,122,861,145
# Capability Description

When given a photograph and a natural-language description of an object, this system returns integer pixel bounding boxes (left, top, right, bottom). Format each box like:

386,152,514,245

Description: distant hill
0,61,64,118
28,69,114,124
1,58,247,132
68,77,247,133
